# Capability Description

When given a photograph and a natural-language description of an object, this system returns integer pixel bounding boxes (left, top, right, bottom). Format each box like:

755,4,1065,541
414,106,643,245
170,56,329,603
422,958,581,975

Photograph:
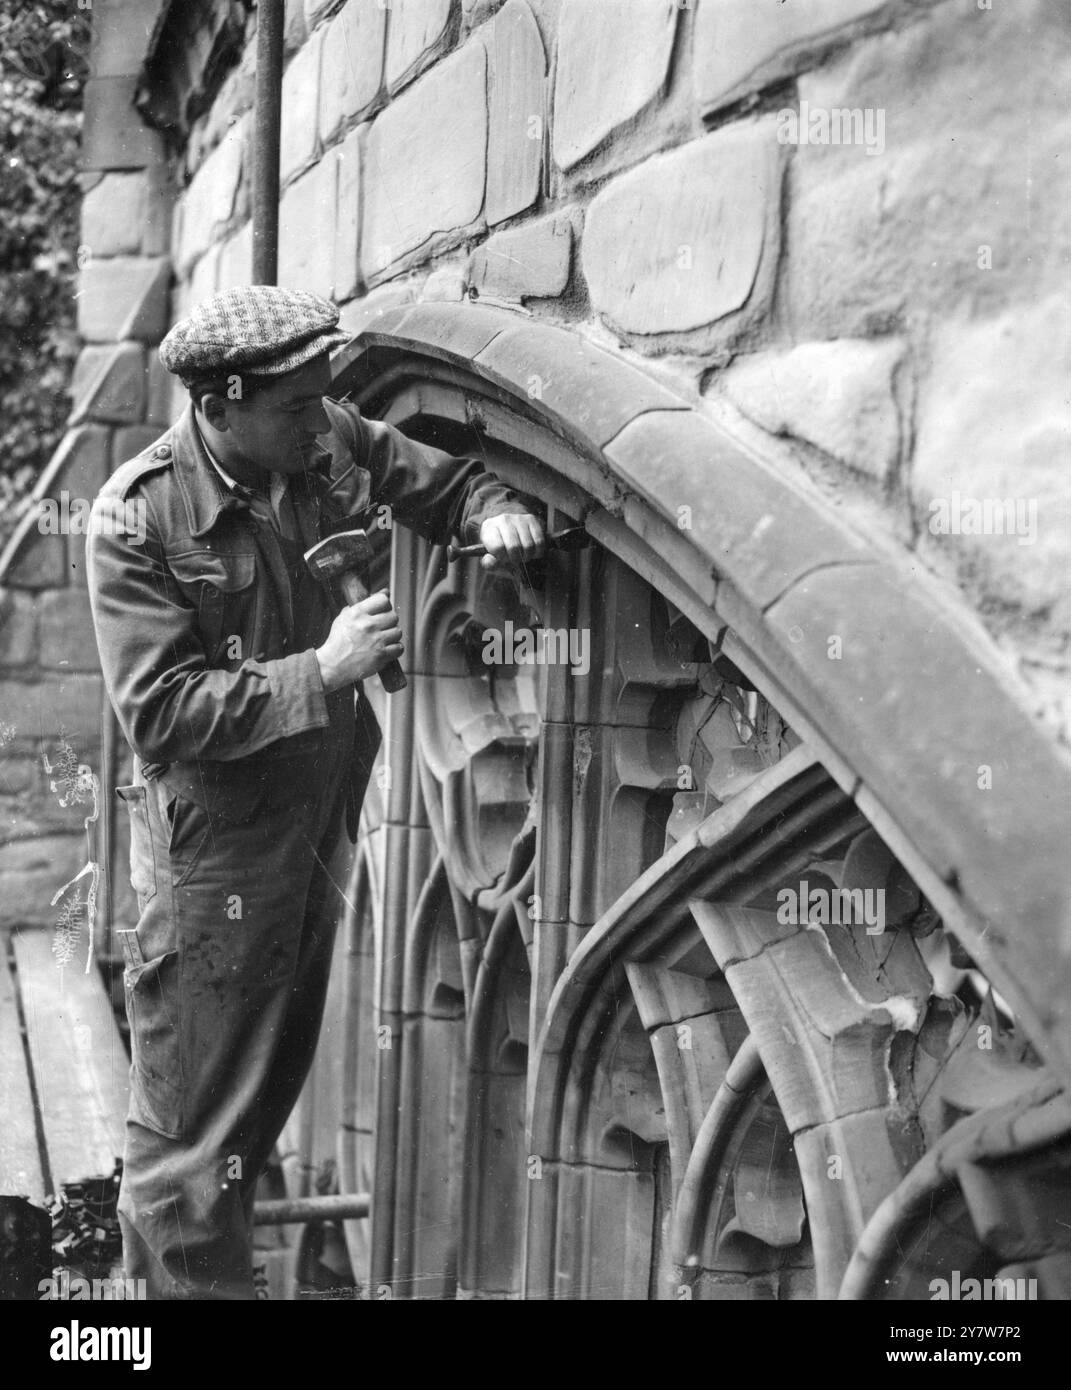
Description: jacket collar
169,404,335,539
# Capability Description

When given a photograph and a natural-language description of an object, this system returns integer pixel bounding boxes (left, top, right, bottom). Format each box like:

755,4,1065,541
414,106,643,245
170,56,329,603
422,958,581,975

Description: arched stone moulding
333,301,1071,1096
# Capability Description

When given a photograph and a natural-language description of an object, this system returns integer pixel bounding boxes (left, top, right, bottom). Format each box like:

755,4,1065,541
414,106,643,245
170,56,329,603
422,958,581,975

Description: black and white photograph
0,0,1067,1353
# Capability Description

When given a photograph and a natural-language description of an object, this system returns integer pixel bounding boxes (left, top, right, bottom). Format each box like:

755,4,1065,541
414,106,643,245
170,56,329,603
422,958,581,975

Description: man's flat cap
159,285,350,381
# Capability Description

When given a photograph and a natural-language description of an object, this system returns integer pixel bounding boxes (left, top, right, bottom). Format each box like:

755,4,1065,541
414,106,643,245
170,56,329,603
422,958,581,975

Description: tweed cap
159,285,350,382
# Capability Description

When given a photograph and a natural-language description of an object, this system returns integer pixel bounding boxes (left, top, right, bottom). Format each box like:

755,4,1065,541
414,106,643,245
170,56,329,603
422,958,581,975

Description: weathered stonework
385,0,456,95
76,257,170,345
786,0,1071,339
318,0,386,144
361,39,488,283
218,221,254,293
69,343,148,427
470,210,572,303
722,337,905,483
38,591,100,672
553,0,677,172
334,125,365,303
693,0,891,114
913,296,1071,631
582,121,781,342
177,121,246,274
279,155,339,300
281,24,326,185
485,0,545,226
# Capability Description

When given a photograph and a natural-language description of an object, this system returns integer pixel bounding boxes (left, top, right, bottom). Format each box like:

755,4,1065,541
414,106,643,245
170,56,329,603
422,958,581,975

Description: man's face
202,354,334,475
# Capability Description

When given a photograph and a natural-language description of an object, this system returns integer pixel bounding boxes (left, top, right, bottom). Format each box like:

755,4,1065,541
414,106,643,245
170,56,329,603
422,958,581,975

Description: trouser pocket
116,784,157,909
118,926,183,1139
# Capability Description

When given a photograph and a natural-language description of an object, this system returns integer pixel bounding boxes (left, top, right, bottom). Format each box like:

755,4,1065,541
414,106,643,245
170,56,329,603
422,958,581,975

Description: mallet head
304,529,374,583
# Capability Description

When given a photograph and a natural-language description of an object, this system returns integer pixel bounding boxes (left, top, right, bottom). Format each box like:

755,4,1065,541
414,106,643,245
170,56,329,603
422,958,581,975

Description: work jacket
86,398,528,835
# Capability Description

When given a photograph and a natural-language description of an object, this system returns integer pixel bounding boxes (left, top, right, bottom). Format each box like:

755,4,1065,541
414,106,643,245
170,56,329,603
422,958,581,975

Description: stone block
582,120,781,339
722,337,905,482
76,257,170,344
88,0,167,79
0,836,87,929
279,156,338,300
0,755,40,794
385,0,455,95
552,0,677,171
334,126,364,303
0,590,37,667
69,343,148,426
485,0,545,226
0,676,102,745
38,591,100,672
470,211,572,302
281,26,326,185
177,121,246,274
306,0,342,26
694,0,891,114
603,408,870,609
286,0,309,53
43,426,111,510
112,427,164,470
913,296,1071,627
337,279,420,334
187,242,221,307
786,0,1071,339
0,511,65,591
319,0,386,144
80,173,145,257
218,221,254,292
81,77,164,172
362,40,487,282
146,351,174,429
421,263,468,303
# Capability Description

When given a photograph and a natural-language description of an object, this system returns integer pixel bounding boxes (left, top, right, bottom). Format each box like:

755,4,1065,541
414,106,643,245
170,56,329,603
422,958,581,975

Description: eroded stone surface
694,0,890,113
81,173,146,258
334,125,364,303
319,0,386,144
279,155,338,299
786,0,1071,339
77,258,170,345
913,297,1071,626
362,40,487,282
177,122,245,273
218,221,253,291
470,211,571,302
722,337,905,482
38,591,99,671
583,122,779,337
485,0,545,225
385,0,455,94
553,0,677,171
281,25,325,184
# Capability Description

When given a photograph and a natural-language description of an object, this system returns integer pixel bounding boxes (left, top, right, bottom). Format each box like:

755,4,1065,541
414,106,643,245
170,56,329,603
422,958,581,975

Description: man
86,285,545,1299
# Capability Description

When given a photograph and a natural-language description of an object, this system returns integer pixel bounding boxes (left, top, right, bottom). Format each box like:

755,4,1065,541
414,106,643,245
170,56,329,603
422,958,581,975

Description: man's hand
478,513,545,570
315,591,404,692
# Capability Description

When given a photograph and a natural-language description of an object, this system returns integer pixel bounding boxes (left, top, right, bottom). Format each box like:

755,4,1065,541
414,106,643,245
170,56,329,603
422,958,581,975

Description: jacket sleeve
324,400,540,544
86,486,330,765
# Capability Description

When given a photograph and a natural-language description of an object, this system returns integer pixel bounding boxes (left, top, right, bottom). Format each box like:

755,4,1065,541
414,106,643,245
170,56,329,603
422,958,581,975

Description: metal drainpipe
251,0,284,285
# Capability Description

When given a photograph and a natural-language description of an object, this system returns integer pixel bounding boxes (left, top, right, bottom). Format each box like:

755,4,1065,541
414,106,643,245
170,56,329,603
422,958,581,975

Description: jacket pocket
118,929,183,1139
167,549,256,659
115,783,157,908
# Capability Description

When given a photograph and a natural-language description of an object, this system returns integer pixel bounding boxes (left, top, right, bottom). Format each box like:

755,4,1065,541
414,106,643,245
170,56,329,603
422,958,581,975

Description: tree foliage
0,1,90,545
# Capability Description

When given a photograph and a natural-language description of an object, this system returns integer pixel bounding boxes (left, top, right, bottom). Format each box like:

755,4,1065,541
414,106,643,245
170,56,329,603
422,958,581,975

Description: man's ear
200,392,232,434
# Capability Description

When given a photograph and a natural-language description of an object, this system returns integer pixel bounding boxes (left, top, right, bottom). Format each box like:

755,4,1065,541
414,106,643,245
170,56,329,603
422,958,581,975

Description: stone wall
0,0,171,934
168,0,1071,750
2,0,1069,930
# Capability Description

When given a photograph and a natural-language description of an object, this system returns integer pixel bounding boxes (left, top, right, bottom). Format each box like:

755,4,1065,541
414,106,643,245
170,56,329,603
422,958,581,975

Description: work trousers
114,727,353,1300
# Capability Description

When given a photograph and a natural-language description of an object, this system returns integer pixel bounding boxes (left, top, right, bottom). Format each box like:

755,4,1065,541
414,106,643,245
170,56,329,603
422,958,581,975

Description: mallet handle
338,573,408,693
